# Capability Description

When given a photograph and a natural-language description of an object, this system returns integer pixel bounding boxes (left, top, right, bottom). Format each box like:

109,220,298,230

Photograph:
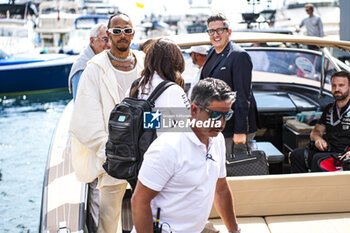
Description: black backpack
103,80,174,188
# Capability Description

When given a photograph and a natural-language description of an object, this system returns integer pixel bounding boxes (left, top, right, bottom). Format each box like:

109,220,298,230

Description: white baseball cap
185,45,209,55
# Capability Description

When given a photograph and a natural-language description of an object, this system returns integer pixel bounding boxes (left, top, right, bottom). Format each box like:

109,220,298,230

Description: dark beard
335,95,346,101
111,40,129,52
117,46,128,52
334,92,348,101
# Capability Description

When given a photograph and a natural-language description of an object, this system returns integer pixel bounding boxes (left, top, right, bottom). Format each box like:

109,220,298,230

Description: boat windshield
42,7,77,14
181,48,345,85
246,49,338,84
75,18,109,29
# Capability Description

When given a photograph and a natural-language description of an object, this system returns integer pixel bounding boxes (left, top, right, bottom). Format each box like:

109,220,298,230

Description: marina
1,0,350,232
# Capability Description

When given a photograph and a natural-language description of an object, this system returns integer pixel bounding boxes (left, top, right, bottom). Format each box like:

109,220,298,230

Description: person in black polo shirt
290,71,350,173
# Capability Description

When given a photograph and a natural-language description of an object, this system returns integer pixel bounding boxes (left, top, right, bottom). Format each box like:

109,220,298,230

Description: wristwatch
229,228,241,233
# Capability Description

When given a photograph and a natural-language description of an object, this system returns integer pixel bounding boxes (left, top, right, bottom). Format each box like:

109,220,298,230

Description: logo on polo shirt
144,110,161,129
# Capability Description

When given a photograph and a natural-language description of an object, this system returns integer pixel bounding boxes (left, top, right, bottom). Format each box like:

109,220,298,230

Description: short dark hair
107,13,130,28
207,13,230,28
331,70,350,84
191,78,236,106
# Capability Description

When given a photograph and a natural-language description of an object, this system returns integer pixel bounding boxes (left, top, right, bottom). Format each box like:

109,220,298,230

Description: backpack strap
147,80,175,104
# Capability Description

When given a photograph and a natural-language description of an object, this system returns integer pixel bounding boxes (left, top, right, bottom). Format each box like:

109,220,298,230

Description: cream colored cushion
265,212,350,233
210,172,350,218
210,217,270,233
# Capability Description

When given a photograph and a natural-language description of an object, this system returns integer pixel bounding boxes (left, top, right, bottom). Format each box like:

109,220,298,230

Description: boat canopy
162,32,350,52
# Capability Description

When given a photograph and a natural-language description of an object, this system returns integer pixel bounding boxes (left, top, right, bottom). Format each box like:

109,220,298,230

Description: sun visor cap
185,45,209,55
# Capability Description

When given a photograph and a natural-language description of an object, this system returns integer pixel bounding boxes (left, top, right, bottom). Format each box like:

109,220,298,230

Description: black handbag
226,143,269,176
342,158,350,171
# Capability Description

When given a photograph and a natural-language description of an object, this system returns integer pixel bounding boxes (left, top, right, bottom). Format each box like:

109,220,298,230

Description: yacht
35,0,80,53
39,32,350,233
0,1,38,55
64,14,109,55
178,0,213,34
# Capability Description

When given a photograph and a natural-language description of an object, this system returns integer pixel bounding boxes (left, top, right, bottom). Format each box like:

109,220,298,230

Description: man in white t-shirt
186,45,208,98
131,78,240,233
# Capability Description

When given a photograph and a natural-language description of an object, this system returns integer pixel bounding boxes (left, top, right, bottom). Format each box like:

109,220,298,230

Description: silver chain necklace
108,50,132,62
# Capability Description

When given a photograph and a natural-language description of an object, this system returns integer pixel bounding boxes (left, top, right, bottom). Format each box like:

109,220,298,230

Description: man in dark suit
201,13,258,156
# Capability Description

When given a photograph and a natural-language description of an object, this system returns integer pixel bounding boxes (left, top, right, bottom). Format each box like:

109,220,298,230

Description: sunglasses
206,27,228,36
108,28,134,35
198,104,233,121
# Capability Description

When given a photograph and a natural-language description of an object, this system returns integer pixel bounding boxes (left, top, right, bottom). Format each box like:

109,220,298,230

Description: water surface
0,91,71,232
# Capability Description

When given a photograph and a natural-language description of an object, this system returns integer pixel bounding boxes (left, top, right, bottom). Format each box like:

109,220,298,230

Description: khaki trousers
98,182,127,233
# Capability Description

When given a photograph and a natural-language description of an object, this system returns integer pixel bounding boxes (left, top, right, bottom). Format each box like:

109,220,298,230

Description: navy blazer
200,41,258,137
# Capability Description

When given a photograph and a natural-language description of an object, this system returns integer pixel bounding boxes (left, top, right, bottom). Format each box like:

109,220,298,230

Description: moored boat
40,32,350,233
63,14,109,55
0,1,38,55
0,49,76,95
35,0,80,53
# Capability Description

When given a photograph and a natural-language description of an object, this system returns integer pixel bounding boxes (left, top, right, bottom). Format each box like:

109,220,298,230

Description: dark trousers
290,148,338,173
